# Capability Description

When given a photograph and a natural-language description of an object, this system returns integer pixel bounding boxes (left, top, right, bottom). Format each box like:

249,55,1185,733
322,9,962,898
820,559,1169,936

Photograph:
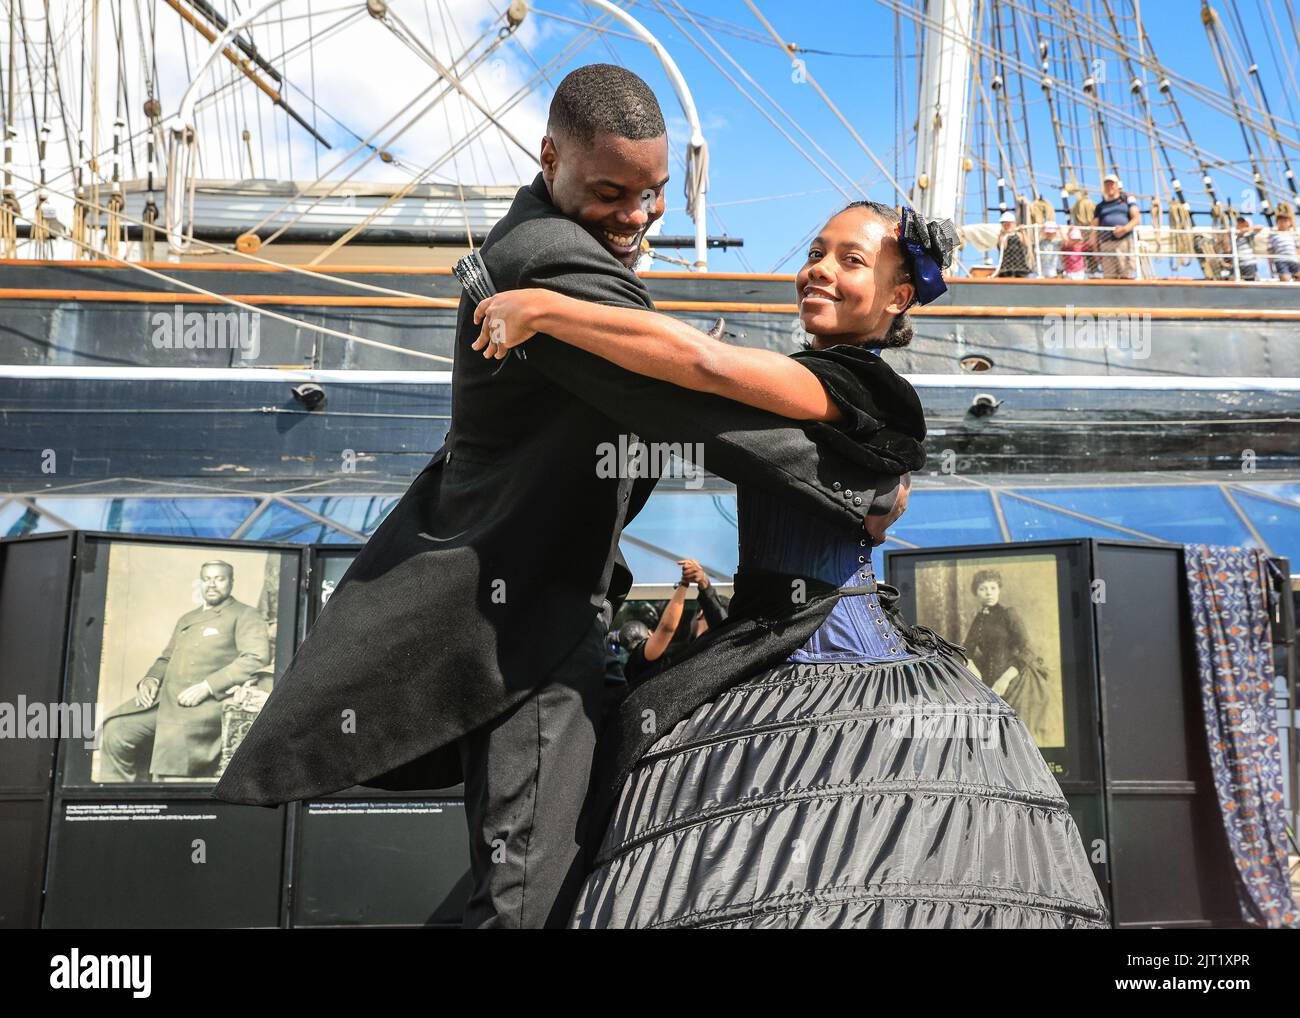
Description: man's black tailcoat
213,175,898,806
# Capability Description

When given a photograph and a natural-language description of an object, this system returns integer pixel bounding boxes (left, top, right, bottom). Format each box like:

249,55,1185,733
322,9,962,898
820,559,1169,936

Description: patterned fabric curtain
1184,545,1297,928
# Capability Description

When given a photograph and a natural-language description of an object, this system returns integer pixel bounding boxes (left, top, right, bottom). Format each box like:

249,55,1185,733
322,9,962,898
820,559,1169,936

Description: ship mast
912,0,973,221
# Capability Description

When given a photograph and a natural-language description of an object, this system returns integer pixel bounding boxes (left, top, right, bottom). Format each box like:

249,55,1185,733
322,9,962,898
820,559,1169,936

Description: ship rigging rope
1020,0,1300,155
193,12,506,246
305,4,622,265
648,0,860,203
172,5,370,173
742,0,912,207
991,0,1025,200
1097,0,1175,207
1130,9,1224,211
969,67,1022,208
1213,0,1286,178
355,7,656,261
1027,0,1300,141
1259,1,1300,128
767,157,899,271
1029,0,1300,141
253,76,456,243
1062,0,1119,183
523,6,647,44
1202,1,1280,216
2,167,480,305
430,0,479,248
3,200,455,365
1263,0,1300,124
880,0,1286,196
188,8,410,176
1225,0,1298,196
1029,7,1078,203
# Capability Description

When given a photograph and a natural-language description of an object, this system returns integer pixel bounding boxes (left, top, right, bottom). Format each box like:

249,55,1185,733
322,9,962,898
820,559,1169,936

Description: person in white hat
1091,173,1140,278
1061,225,1087,280
1039,220,1062,278
995,210,1031,277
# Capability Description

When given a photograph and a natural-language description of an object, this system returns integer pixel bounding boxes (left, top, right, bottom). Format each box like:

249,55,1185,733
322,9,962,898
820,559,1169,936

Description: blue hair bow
898,207,958,306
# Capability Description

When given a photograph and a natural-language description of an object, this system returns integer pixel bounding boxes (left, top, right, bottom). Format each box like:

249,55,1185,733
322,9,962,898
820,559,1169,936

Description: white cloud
3,0,553,229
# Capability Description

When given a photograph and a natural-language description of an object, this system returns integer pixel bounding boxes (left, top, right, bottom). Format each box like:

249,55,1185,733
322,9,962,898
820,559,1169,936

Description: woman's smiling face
795,207,913,346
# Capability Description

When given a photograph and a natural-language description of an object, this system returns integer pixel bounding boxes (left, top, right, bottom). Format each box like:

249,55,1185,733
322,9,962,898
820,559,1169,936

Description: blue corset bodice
736,487,911,663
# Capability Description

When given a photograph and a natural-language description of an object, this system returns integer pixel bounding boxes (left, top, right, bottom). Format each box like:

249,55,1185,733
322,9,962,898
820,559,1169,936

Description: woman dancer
472,201,1108,929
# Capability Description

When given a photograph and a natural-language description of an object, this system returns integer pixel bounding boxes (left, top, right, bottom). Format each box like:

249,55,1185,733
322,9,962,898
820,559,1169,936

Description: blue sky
9,0,1293,273
499,0,1300,273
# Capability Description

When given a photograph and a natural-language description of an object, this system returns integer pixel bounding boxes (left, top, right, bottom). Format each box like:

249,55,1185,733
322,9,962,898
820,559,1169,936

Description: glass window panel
1240,482,1300,506
1021,486,1255,547
1233,491,1300,564
289,496,399,536
25,498,115,532
622,493,740,579
618,541,687,587
1000,495,1147,542
112,498,260,538
0,501,37,537
887,490,1003,548
243,502,345,543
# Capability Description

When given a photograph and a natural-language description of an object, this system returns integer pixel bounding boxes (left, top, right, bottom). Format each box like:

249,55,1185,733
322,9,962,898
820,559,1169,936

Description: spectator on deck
1091,174,1140,279
995,211,1031,278
1234,214,1262,281
1060,226,1087,280
1267,207,1298,282
1037,221,1062,278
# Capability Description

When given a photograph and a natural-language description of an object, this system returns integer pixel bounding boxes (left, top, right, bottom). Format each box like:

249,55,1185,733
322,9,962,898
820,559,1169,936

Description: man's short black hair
547,63,666,145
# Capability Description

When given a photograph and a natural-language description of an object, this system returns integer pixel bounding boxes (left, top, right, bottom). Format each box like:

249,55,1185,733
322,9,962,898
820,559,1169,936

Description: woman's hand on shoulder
471,288,560,360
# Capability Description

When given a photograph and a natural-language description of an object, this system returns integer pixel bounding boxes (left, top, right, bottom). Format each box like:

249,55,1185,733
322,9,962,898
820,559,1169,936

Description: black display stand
0,533,475,929
886,538,1289,929
41,532,303,928
21,531,1281,928
291,545,471,927
0,534,77,928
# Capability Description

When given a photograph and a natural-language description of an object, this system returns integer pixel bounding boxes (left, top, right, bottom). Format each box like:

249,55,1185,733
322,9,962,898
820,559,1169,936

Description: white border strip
0,366,1298,392
904,373,1300,391
0,366,454,384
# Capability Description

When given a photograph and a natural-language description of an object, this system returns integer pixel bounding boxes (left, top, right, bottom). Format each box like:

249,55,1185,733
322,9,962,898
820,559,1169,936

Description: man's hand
134,676,161,709
865,473,911,547
177,682,213,708
471,289,555,360
678,559,709,589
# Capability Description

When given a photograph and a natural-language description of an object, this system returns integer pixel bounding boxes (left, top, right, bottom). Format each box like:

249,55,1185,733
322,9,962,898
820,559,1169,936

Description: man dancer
215,64,903,927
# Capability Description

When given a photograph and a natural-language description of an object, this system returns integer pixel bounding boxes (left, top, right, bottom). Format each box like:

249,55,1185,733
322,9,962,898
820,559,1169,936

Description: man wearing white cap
1091,173,1140,278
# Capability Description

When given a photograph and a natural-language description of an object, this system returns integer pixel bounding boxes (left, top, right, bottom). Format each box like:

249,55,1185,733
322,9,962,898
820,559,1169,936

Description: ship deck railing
980,221,1300,283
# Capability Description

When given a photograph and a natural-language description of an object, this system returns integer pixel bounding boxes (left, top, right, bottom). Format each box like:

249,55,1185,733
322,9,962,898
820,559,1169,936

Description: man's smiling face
541,128,669,268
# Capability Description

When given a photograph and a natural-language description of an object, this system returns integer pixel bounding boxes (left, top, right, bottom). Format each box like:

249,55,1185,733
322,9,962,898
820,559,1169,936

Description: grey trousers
457,614,608,928
99,703,158,783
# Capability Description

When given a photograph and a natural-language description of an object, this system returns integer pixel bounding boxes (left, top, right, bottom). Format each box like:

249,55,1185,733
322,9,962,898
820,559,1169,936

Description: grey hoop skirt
569,639,1110,929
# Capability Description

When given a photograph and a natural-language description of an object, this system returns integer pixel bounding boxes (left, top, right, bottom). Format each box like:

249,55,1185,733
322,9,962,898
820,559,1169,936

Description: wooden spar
183,0,283,84
161,0,330,148
162,0,276,101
